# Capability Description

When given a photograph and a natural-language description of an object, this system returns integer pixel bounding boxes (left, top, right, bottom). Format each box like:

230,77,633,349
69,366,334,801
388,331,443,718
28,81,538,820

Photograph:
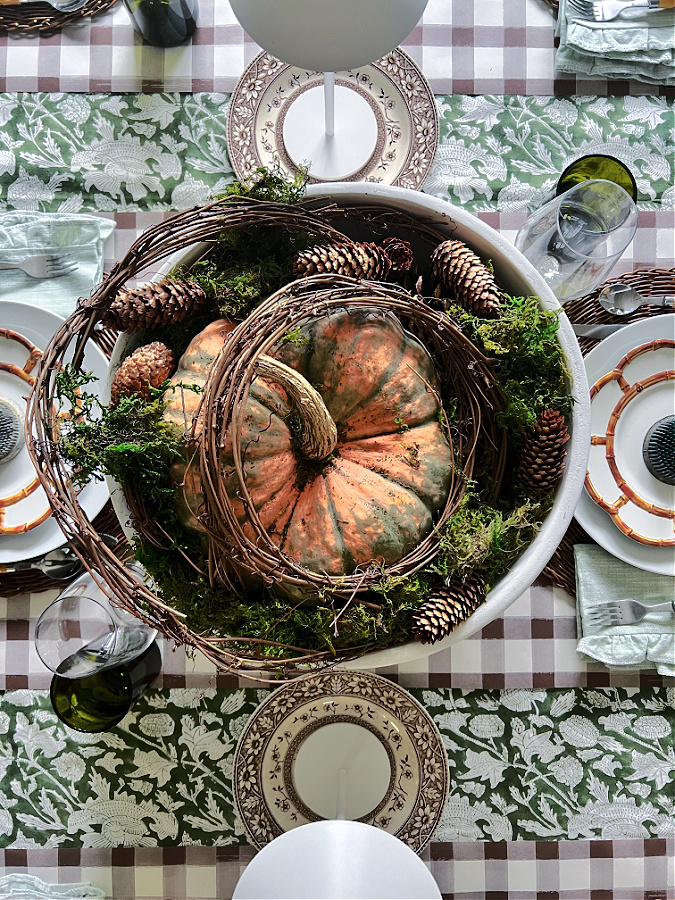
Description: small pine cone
517,409,570,494
411,573,486,645
380,237,413,272
110,341,175,407
293,241,391,280
102,280,207,333
430,239,502,317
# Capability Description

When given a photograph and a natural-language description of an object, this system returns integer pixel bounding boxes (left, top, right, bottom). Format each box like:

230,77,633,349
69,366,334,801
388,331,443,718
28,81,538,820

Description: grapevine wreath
27,174,571,679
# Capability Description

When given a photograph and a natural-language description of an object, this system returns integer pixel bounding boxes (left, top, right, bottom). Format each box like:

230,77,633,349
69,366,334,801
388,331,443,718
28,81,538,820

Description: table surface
0,2,674,899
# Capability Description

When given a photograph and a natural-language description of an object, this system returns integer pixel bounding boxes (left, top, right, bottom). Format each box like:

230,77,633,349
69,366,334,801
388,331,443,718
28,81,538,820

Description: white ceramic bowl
107,183,591,670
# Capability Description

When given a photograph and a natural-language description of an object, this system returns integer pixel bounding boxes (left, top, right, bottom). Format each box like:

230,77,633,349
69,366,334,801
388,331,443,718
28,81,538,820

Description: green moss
135,542,421,658
221,164,309,204
281,326,309,346
55,368,184,510
436,491,555,589
449,294,572,431
169,166,312,321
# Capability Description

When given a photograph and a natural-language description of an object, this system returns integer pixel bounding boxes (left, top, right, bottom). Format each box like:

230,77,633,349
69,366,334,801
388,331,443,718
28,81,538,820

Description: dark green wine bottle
557,155,638,202
123,0,198,48
50,641,161,733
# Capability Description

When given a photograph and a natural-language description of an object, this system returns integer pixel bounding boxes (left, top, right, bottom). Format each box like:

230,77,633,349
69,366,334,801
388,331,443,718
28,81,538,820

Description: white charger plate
575,315,675,576
0,301,109,565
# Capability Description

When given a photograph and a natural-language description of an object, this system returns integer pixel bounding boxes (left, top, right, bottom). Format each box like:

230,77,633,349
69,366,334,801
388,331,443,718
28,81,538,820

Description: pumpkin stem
256,355,338,461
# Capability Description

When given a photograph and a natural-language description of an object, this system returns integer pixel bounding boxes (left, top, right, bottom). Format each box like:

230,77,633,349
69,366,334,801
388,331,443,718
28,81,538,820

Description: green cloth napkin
0,211,115,318
575,544,675,676
556,0,675,86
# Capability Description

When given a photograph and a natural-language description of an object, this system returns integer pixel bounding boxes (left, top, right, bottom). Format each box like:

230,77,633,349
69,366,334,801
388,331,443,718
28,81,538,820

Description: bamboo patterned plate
233,670,448,852
226,48,438,189
0,301,109,564
575,316,675,575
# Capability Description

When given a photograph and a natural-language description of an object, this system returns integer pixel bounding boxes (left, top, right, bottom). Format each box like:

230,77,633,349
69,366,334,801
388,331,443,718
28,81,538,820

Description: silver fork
567,0,673,22
0,253,77,279
586,597,675,629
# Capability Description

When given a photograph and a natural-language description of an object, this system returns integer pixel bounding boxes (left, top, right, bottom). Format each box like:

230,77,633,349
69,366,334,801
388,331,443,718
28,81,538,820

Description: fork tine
46,259,77,272
46,254,75,266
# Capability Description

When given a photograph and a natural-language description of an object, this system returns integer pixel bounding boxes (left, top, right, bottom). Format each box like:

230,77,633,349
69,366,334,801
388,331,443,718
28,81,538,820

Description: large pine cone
109,342,175,407
517,409,570,494
430,239,503,317
293,241,391,280
102,280,207,333
411,573,486,645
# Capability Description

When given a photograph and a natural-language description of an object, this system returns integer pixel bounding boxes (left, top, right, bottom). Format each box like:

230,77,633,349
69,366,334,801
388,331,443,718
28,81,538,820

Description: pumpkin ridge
333,455,435,522
324,456,433,567
340,456,433,512
329,330,409,429
321,469,354,574
279,470,350,580
339,422,453,510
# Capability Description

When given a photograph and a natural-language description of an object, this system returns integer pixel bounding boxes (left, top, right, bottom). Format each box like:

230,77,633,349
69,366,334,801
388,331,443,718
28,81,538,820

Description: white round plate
0,301,109,565
575,315,675,575
226,48,438,189
233,670,448,852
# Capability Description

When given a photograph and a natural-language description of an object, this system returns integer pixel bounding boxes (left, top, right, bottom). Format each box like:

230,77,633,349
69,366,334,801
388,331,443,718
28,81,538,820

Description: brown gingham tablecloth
0,2,674,898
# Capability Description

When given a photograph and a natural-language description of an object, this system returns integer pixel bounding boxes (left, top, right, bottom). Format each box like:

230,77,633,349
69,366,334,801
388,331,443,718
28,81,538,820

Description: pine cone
110,341,175,407
102,280,207,333
380,237,413,272
430,239,503,317
411,573,486,645
517,409,570,494
293,241,391,280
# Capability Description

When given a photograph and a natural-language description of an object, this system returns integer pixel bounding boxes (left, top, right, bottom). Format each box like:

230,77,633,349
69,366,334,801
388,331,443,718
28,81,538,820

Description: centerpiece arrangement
27,173,589,679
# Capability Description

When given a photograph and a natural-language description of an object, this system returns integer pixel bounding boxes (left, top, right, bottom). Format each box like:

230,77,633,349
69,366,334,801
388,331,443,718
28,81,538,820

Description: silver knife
571,323,631,340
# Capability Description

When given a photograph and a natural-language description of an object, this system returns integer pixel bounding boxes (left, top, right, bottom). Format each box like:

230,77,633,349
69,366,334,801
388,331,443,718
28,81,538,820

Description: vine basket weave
0,0,118,35
26,195,512,680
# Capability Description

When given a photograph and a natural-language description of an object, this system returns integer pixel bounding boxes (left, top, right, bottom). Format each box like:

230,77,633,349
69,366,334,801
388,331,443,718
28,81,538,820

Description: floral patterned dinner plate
226,48,438,189
233,669,448,851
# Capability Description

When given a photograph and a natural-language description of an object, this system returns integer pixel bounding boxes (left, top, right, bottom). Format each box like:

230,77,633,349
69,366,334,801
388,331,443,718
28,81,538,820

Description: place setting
511,152,675,677
1,2,674,898
0,211,116,596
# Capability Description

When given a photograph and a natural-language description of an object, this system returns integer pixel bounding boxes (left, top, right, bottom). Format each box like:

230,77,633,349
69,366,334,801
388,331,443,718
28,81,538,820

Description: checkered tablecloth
0,2,674,898
1,0,673,97
2,586,673,899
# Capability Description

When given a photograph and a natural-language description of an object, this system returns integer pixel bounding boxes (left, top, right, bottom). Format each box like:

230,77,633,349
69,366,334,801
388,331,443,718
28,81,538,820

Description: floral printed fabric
0,93,233,214
0,93,671,214
427,95,674,211
418,687,675,842
0,687,673,848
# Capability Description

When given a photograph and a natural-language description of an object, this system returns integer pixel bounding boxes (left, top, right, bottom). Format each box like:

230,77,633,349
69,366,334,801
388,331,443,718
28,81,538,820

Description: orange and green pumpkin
163,307,453,586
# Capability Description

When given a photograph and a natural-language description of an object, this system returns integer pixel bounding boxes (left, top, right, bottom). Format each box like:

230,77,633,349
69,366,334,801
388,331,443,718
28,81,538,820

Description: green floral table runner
0,93,672,214
1,687,673,849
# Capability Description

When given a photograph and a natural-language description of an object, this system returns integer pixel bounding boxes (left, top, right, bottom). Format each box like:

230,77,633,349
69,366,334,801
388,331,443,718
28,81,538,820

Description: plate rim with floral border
226,47,438,189
232,669,448,852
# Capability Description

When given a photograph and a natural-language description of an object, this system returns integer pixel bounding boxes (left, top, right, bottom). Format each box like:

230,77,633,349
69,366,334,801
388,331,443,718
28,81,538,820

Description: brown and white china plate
233,669,448,851
226,48,438,189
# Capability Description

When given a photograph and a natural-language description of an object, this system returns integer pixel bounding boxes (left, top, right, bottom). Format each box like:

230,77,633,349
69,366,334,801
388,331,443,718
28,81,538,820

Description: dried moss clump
435,491,555,589
55,366,184,510
450,293,572,432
